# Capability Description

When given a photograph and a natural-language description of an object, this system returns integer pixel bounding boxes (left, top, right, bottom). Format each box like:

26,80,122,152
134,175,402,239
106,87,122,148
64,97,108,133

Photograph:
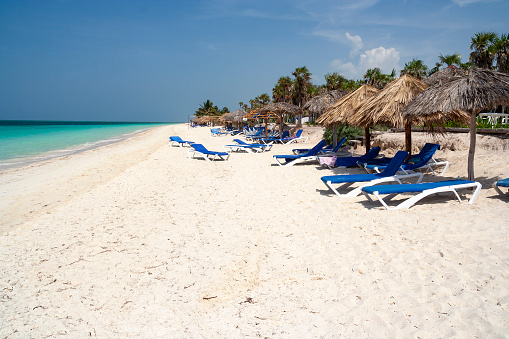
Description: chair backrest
170,136,183,142
333,137,347,152
304,139,326,156
294,129,303,138
378,151,409,177
191,143,208,153
404,143,440,170
280,130,290,139
233,138,248,145
358,147,381,162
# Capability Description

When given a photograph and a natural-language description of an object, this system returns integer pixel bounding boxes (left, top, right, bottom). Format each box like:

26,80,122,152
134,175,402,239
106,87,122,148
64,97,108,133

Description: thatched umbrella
304,90,349,118
352,74,428,156
404,68,509,180
317,85,379,151
259,102,302,136
225,109,247,130
424,65,466,86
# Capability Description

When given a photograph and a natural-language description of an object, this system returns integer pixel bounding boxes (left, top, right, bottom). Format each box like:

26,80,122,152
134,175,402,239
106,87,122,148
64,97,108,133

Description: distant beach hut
403,68,509,180
317,85,379,151
351,74,428,156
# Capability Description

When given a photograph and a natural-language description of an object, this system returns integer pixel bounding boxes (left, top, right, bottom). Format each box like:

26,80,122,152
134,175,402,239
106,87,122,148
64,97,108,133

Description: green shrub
323,124,364,144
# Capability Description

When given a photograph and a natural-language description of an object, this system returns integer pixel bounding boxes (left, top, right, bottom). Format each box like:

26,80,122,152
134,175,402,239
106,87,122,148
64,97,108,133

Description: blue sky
0,0,507,122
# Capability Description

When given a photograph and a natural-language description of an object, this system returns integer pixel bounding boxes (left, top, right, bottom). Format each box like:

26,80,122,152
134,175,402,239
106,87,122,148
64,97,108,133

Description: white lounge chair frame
223,143,272,153
324,173,424,198
274,155,319,167
365,158,450,176
187,149,229,161
493,182,509,196
363,181,482,210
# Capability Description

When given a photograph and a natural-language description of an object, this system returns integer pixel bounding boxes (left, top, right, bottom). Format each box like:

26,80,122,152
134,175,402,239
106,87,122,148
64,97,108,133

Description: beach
1,123,508,337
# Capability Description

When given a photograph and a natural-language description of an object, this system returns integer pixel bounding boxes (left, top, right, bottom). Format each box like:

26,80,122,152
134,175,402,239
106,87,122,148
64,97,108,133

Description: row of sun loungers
172,132,506,208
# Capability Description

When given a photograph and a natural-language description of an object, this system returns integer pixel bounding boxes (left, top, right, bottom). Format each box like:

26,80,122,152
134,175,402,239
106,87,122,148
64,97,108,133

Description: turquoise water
0,121,174,169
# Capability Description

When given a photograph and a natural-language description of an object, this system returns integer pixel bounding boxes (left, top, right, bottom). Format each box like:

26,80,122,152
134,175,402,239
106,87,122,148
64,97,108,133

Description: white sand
1,124,508,338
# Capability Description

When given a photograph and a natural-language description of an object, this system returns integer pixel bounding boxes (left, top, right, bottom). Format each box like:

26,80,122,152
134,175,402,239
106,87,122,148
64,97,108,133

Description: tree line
195,31,509,117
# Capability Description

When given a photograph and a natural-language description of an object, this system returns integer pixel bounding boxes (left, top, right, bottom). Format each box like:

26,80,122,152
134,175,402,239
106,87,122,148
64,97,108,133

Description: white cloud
452,0,499,6
345,32,363,57
312,30,363,57
359,46,400,72
330,46,400,79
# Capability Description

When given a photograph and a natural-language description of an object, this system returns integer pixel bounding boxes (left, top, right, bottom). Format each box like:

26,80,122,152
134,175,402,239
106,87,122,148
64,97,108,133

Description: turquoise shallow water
0,121,174,169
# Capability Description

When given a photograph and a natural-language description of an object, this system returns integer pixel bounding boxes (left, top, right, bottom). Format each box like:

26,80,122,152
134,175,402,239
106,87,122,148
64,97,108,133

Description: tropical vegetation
195,31,508,121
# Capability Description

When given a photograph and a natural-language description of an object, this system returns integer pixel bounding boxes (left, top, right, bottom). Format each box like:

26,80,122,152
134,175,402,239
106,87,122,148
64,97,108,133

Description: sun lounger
493,178,509,196
273,140,326,167
293,137,346,155
224,139,272,153
257,131,289,144
283,129,308,144
188,143,230,161
318,147,381,169
210,128,229,137
169,136,195,147
321,151,423,197
362,179,482,210
361,143,449,176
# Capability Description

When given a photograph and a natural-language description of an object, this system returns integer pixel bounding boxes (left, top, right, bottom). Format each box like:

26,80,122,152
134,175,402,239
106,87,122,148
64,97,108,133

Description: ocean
0,120,175,170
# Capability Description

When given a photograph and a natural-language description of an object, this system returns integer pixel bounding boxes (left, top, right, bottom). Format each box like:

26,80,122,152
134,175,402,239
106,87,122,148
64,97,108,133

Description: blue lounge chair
210,128,229,137
493,178,509,196
273,140,326,167
259,131,289,144
360,143,449,176
362,179,482,210
321,151,423,197
169,136,195,147
293,137,346,155
188,143,230,161
335,147,381,168
245,128,266,141
224,139,272,153
282,129,307,144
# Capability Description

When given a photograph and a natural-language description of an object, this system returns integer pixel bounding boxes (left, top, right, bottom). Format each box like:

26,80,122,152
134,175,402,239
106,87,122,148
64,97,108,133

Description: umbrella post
404,121,412,158
468,111,478,181
332,124,338,147
365,127,371,153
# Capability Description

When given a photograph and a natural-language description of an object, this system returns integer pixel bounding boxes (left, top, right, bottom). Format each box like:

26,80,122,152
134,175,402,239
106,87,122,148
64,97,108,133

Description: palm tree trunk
468,111,478,181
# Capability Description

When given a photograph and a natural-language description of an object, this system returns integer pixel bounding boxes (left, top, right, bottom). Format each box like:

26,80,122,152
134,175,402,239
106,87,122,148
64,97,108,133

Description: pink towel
319,156,337,168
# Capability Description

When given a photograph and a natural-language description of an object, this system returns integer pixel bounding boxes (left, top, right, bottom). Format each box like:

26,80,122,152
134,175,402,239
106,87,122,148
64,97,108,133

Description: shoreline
1,124,508,337
0,124,178,234
0,123,176,171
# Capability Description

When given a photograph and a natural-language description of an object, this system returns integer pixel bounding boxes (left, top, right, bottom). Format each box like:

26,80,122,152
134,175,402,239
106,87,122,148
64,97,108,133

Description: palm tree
438,53,462,67
238,101,244,108
364,67,382,87
258,93,271,106
272,76,293,103
292,66,312,108
469,31,498,69
195,99,217,116
400,58,428,79
494,33,509,74
324,72,347,90
364,68,394,89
